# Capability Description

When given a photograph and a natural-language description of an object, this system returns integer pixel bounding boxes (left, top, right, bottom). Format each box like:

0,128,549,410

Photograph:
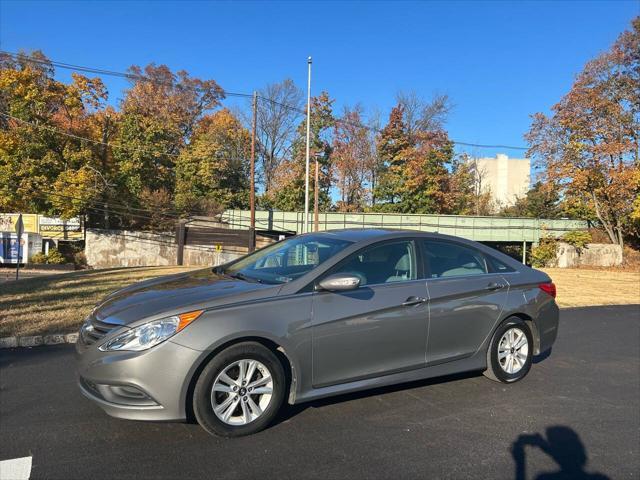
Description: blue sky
1,0,638,161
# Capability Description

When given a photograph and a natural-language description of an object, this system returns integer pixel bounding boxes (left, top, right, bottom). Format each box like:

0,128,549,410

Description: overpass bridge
222,210,588,260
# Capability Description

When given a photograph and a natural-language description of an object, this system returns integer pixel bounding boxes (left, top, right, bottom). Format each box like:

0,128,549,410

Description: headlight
99,310,203,352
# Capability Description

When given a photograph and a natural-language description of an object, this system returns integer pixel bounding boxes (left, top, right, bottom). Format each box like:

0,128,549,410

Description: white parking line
0,456,32,480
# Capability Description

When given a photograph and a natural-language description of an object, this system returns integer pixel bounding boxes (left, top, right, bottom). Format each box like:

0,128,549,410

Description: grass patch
542,268,640,308
0,266,198,337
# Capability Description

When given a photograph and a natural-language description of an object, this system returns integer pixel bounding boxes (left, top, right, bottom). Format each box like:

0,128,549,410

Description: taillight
539,282,557,298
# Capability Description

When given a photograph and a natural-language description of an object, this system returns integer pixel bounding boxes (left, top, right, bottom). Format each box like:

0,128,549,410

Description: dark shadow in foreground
512,426,609,480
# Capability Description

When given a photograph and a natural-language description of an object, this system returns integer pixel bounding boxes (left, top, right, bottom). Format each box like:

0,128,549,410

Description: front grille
82,317,118,345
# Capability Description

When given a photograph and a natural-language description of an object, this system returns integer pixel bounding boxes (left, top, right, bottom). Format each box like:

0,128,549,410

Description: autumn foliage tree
0,51,108,218
332,106,375,211
526,17,640,249
112,64,225,209
267,92,334,211
372,101,465,214
175,108,251,214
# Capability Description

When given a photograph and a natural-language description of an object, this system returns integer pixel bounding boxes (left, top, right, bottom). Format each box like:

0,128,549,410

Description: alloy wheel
498,327,529,374
211,359,274,426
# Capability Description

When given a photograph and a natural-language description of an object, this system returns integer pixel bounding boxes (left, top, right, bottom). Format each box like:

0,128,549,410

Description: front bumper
76,337,203,421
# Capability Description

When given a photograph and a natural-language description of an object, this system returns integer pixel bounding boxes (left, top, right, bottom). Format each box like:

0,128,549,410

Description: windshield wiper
229,272,263,284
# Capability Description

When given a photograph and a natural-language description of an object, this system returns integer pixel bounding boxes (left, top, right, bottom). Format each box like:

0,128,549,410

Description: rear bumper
76,339,202,422
536,299,560,354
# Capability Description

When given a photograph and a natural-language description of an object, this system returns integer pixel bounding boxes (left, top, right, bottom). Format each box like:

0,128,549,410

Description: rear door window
485,255,516,273
422,240,488,278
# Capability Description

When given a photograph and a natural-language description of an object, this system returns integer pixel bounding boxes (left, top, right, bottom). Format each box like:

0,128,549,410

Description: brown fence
175,220,293,265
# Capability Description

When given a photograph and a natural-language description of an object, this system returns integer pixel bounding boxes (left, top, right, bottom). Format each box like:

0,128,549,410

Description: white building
469,154,530,210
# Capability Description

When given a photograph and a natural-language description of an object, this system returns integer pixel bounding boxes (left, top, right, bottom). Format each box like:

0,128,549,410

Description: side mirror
317,273,361,292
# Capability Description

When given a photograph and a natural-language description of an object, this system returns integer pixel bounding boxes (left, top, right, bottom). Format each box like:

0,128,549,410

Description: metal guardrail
221,210,589,244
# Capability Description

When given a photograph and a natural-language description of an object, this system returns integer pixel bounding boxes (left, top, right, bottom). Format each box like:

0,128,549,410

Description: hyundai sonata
76,229,558,436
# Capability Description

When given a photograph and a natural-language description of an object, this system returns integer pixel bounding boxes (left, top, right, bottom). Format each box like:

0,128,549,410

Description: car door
421,239,509,365
311,239,429,388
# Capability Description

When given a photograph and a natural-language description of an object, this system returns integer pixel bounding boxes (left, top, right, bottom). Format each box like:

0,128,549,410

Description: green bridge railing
221,210,588,244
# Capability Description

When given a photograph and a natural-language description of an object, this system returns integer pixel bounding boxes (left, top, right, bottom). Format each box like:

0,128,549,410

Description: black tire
193,342,285,437
483,317,533,383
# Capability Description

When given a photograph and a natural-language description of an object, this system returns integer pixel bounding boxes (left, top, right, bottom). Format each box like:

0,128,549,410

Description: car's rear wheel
193,342,285,437
483,317,533,383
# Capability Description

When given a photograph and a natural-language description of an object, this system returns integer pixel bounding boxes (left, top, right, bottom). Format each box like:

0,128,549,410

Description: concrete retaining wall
85,229,240,268
556,242,623,268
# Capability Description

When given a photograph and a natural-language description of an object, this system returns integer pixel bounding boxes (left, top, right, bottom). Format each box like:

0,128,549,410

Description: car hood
93,268,280,326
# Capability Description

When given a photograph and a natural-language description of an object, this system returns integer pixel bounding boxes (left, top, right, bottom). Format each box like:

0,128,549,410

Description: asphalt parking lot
1,305,638,480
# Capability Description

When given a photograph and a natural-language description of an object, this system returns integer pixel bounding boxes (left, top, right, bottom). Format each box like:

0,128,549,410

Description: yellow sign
0,214,38,233
39,216,83,240
0,214,83,240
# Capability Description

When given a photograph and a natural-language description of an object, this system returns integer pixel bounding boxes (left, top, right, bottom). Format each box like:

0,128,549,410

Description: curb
0,333,78,349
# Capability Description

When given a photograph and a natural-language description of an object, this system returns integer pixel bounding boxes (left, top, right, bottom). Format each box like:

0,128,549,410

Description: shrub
73,251,88,268
531,237,558,268
30,252,48,264
45,248,67,264
562,231,592,251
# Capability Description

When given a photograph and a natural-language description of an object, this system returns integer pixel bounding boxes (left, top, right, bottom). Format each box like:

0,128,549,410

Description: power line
0,50,252,99
2,50,529,151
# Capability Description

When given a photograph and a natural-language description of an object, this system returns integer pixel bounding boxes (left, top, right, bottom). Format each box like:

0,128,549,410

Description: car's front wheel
483,317,533,383
193,342,285,437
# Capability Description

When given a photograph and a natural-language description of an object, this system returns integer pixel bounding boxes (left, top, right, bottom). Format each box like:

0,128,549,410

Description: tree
267,92,334,211
501,181,561,218
332,106,375,211
464,155,495,215
526,17,640,250
372,105,412,209
400,130,455,213
0,51,108,218
112,64,225,214
396,90,453,141
373,101,458,214
175,109,251,214
253,79,304,193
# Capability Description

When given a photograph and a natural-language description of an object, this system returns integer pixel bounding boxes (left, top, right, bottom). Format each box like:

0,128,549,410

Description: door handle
402,296,427,306
486,282,506,291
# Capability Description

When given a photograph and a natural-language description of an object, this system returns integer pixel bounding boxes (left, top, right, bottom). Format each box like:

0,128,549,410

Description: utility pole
304,56,312,233
314,153,320,232
249,91,257,251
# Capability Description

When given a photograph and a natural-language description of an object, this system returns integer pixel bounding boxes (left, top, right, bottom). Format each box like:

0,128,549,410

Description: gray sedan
76,229,559,437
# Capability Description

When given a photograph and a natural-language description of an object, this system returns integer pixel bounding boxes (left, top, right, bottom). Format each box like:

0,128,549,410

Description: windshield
222,235,353,284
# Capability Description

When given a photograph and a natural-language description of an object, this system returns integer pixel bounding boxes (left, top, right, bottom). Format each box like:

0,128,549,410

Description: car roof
308,228,444,242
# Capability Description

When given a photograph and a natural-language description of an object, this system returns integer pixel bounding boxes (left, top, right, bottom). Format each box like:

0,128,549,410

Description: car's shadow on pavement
512,425,610,480
274,349,555,426
273,369,482,425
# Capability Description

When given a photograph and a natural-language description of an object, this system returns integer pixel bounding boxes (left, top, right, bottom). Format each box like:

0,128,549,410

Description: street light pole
249,91,257,251
304,56,312,233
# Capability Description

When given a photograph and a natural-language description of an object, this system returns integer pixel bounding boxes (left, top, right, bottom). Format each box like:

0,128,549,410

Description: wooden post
15,214,24,280
249,91,257,251
176,219,187,266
